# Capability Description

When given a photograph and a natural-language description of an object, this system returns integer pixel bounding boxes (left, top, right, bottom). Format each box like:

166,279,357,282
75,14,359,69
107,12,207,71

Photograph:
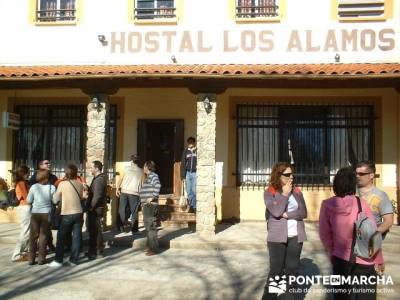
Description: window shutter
338,0,385,19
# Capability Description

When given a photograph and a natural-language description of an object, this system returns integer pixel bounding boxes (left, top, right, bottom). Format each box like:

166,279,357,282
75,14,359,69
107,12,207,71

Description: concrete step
137,211,196,222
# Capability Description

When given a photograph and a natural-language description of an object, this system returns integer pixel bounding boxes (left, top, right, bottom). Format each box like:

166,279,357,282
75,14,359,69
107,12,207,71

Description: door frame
137,119,184,196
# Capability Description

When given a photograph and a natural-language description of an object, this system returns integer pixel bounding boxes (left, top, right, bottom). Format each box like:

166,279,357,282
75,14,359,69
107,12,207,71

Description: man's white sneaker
49,261,63,267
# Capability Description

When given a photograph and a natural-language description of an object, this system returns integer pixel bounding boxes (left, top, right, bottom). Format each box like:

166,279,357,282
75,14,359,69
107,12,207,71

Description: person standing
86,160,107,260
29,160,58,186
11,165,31,262
262,162,307,300
140,161,161,256
116,154,144,234
356,160,393,276
180,137,197,213
29,159,58,252
0,177,7,208
355,161,393,237
49,164,84,267
319,167,383,300
27,169,56,265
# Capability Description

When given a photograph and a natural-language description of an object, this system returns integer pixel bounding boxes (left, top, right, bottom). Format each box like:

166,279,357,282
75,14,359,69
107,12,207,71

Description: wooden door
138,119,184,195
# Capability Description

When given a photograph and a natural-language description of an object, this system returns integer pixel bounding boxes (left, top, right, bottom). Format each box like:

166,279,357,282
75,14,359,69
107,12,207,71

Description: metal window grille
236,0,278,18
135,0,176,20
236,105,374,188
13,104,117,182
37,0,76,22
338,0,385,20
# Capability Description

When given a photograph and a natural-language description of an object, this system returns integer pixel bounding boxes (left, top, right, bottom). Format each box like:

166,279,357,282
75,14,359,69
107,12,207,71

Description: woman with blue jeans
50,164,84,267
262,162,307,300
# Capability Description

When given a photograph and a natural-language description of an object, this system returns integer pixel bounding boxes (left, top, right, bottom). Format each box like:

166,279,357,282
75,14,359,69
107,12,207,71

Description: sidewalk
0,221,399,300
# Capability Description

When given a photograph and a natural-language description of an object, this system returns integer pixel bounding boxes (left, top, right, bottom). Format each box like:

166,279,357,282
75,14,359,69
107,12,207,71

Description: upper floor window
236,0,279,19
36,0,76,22
337,0,387,21
135,0,176,20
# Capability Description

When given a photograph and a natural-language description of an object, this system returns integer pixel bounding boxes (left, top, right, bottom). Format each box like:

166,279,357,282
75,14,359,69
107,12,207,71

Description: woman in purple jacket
262,162,307,300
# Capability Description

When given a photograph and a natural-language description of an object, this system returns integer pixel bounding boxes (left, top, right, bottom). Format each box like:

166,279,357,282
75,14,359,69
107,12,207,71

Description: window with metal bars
236,0,279,18
36,0,76,22
13,105,117,182
236,105,374,187
135,0,176,20
337,0,386,20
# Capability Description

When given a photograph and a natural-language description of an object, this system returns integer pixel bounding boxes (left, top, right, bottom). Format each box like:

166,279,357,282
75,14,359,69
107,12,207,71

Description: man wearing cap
116,155,144,235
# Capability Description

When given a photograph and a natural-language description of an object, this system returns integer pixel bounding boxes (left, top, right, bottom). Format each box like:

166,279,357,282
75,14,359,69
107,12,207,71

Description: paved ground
0,222,399,300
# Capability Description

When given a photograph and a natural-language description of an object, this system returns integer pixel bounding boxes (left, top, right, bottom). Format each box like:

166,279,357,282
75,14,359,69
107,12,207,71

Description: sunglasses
281,172,293,177
356,172,371,176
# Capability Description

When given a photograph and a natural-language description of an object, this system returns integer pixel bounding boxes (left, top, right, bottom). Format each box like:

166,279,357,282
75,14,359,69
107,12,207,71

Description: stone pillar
196,93,217,237
86,93,110,183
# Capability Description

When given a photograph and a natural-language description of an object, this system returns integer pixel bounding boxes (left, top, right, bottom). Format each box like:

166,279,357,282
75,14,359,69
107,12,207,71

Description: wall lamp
90,96,103,112
203,96,212,114
98,35,107,45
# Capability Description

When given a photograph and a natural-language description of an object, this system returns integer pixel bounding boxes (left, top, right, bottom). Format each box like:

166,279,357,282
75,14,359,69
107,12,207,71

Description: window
336,0,388,21
36,0,76,22
135,0,176,20
14,105,118,182
236,105,373,187
236,0,279,19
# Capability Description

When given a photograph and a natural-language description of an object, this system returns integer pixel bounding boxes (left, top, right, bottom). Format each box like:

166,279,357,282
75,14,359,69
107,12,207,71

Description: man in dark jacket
180,137,197,213
29,160,58,186
86,160,107,260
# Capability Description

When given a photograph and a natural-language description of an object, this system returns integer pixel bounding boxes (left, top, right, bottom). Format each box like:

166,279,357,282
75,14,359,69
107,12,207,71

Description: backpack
351,196,382,260
7,189,20,207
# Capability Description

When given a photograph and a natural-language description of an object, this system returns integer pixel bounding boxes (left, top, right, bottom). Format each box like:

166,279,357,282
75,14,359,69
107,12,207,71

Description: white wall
0,0,399,65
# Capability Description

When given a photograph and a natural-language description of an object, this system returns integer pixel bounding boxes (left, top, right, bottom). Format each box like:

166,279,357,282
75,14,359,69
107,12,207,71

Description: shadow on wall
220,187,240,222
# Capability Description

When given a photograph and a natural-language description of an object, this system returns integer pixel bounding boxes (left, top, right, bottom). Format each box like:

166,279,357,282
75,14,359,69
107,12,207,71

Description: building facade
0,0,399,235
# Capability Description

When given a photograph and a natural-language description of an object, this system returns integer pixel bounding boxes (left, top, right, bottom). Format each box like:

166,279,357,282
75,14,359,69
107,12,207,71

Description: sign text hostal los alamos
110,28,395,54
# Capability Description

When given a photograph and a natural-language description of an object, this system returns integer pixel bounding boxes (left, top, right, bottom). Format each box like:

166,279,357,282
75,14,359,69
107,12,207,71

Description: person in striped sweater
139,160,161,256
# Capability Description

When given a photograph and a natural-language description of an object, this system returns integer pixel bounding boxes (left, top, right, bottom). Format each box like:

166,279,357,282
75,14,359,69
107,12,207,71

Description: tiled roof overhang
0,63,400,80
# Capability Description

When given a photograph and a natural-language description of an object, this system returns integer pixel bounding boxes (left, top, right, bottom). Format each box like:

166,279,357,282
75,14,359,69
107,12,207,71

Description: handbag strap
68,180,82,200
350,196,362,263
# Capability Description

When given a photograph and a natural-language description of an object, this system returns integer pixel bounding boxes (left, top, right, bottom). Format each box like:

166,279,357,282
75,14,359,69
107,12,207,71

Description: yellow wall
217,88,398,221
0,87,398,223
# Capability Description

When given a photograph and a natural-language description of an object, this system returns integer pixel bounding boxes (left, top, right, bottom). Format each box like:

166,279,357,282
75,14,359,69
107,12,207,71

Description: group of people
5,136,198,264
8,156,166,264
262,160,394,300
116,136,197,238
116,156,162,256
9,159,108,266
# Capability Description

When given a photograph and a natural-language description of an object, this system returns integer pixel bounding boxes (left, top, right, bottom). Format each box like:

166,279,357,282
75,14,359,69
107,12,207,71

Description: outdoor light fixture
90,96,103,112
171,55,177,63
203,96,212,114
97,35,107,45
335,53,340,63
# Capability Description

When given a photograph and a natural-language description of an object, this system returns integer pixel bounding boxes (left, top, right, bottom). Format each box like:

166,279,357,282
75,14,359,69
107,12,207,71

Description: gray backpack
352,196,382,260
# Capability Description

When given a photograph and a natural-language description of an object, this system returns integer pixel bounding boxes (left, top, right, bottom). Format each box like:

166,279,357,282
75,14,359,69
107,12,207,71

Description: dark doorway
138,119,184,195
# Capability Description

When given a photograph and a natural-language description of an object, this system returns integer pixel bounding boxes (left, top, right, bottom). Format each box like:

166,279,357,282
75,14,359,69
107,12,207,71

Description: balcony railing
134,7,176,20
36,9,76,22
236,0,278,18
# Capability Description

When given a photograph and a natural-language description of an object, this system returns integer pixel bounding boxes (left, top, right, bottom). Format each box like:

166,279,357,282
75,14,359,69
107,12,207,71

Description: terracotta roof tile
0,63,399,79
